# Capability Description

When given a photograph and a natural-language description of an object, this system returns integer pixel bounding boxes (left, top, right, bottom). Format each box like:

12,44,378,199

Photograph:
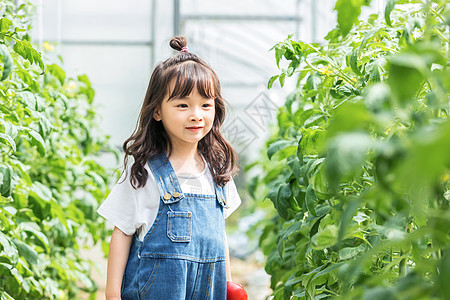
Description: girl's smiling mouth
186,126,203,132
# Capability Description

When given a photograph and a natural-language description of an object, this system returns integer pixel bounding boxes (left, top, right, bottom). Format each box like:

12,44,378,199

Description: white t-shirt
97,156,241,241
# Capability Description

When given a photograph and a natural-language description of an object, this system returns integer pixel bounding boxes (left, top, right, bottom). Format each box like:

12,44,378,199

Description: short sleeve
223,178,242,219
97,166,140,235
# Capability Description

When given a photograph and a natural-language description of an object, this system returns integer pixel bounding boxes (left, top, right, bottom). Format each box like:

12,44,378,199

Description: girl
97,36,242,299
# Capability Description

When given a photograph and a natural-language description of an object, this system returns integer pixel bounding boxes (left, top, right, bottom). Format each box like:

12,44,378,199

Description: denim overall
121,151,229,299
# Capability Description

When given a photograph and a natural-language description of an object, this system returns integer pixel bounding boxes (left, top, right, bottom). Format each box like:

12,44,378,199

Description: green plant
249,0,449,299
0,1,119,298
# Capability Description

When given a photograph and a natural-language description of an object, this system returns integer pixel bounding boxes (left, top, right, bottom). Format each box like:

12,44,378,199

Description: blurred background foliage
0,1,118,299
247,0,450,298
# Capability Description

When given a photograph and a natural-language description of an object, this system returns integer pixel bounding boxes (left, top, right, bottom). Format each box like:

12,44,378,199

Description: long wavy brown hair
120,36,239,189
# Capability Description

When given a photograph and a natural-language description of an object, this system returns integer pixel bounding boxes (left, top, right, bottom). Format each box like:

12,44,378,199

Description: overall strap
148,151,230,208
148,152,185,204
212,170,230,209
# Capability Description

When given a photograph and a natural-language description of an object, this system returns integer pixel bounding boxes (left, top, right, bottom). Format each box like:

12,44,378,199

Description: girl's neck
166,145,205,175
166,144,199,160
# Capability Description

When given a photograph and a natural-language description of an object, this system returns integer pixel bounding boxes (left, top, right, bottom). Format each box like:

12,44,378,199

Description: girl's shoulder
119,160,155,186
97,161,160,235
111,160,160,195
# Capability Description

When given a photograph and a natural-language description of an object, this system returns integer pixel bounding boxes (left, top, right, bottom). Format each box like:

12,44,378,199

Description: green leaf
311,262,343,284
326,102,372,139
304,158,325,187
438,250,450,298
279,72,286,87
349,50,363,76
357,28,378,56
339,244,366,260
277,220,302,259
11,239,37,265
267,186,279,204
36,96,46,112
385,0,397,26
310,164,331,197
287,66,294,77
50,201,69,233
18,91,37,110
304,114,325,127
30,181,52,202
0,231,18,265
366,57,386,82
267,140,296,160
3,121,18,140
0,195,11,205
277,145,297,160
0,44,13,81
287,157,303,179
0,289,15,300
268,75,279,89
0,18,13,33
305,72,321,91
38,116,53,137
285,275,303,287
275,47,284,68
387,54,426,106
277,183,292,220
13,39,45,72
19,222,50,253
47,64,66,85
395,119,450,222
334,0,367,36
0,165,12,197
364,82,391,112
305,184,317,217
312,224,338,250
338,197,360,241
325,132,373,181
0,133,16,152
73,270,96,292
299,127,326,156
26,130,46,156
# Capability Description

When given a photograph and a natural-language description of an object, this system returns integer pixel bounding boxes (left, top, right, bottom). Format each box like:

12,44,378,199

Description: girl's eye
176,104,212,108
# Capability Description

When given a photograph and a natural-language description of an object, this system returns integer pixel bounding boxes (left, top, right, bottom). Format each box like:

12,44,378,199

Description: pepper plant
249,0,449,298
0,1,118,299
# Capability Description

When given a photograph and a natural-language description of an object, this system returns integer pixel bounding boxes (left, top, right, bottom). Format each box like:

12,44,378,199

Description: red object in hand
227,281,248,300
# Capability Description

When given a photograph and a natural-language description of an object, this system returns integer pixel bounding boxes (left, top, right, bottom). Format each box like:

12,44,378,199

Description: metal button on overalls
121,151,228,299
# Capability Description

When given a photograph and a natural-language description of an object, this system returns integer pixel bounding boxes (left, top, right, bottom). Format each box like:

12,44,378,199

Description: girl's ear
153,106,161,121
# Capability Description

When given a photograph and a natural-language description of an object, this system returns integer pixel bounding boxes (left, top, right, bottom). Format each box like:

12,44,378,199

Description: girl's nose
190,115,203,121
190,108,203,121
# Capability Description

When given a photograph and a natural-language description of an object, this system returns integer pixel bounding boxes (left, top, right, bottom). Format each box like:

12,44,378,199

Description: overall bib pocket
167,211,192,242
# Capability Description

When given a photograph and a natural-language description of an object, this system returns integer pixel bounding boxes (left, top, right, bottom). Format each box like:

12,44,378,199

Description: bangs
167,62,216,101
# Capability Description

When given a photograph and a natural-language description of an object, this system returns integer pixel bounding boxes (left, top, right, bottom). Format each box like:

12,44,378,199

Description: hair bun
169,36,187,51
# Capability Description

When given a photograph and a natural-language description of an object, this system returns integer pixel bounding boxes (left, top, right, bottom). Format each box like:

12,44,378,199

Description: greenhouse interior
0,0,449,299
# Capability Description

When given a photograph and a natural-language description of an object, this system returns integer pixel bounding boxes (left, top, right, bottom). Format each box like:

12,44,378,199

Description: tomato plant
0,1,118,298
249,0,449,299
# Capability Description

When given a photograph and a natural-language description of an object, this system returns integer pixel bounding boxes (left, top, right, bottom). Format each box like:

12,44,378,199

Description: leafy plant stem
321,288,339,296
307,44,355,84
429,7,444,23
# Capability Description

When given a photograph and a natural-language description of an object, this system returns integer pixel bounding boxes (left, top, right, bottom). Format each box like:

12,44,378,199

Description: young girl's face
153,79,215,150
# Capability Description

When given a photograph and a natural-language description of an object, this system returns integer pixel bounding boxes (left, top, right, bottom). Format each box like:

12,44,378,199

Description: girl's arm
105,226,133,299
225,231,232,281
